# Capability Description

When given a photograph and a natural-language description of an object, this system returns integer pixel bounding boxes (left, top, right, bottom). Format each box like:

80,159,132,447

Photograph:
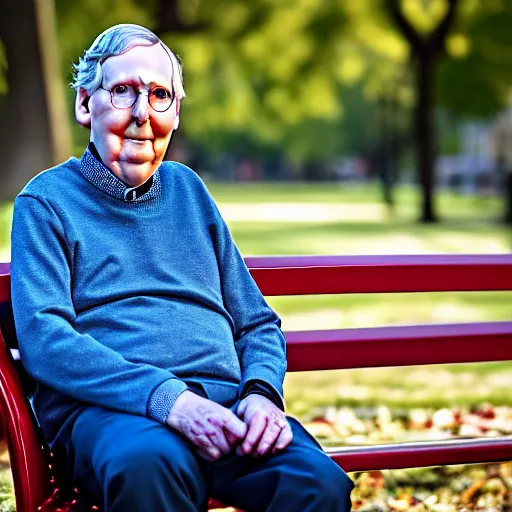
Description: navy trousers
61,405,354,511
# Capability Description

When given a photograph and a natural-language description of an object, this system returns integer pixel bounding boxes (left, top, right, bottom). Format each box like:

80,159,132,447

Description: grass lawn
207,182,512,415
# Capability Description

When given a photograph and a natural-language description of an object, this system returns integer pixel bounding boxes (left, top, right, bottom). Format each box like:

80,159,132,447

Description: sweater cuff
147,378,188,424
241,379,285,411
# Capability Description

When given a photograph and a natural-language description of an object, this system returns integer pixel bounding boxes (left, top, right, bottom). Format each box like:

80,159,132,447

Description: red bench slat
0,273,9,304
285,321,512,371
328,437,512,473
246,254,512,295
3,254,512,297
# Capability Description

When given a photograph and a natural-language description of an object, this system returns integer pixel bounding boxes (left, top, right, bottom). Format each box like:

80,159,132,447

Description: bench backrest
1,254,512,511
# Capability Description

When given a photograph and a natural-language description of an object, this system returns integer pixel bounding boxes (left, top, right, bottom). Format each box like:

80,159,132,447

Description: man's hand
166,390,247,461
236,394,293,457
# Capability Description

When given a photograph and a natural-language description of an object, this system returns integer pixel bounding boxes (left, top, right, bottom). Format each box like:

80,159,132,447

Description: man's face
84,43,178,187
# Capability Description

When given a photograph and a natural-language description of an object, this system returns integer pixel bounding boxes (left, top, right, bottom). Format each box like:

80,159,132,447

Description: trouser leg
211,417,354,512
66,406,209,512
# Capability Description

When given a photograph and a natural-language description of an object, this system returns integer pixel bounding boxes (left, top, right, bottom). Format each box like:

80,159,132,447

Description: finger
240,412,267,456
222,411,247,440
196,447,220,462
273,424,294,453
255,420,283,456
206,427,232,456
198,441,221,460
188,429,221,459
236,398,248,418
225,429,242,449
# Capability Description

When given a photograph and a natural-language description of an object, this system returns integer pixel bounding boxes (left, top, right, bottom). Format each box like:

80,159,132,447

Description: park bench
0,254,512,511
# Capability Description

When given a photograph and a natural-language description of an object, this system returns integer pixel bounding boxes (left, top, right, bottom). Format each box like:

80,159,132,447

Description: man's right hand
166,390,247,461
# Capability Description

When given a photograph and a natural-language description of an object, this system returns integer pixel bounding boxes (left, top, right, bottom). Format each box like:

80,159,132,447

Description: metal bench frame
0,255,511,511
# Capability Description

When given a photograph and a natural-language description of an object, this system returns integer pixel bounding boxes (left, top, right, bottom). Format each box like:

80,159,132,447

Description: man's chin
118,160,157,187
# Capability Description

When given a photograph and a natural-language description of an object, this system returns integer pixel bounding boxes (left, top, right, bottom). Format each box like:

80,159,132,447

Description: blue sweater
10,148,286,447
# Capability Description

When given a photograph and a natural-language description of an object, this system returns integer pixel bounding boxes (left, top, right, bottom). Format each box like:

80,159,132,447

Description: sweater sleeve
208,198,286,408
10,195,187,423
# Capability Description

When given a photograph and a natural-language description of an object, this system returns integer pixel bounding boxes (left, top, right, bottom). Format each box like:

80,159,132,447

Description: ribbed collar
79,143,162,202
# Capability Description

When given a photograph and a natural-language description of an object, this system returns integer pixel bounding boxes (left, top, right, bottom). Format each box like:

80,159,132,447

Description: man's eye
152,87,169,100
113,85,130,95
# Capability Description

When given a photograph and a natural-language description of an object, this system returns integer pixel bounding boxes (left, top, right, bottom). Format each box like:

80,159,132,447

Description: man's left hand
236,394,293,457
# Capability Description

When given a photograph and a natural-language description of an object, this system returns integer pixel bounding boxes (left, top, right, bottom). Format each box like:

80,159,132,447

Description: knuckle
263,428,278,441
246,432,258,444
263,427,278,440
197,435,213,448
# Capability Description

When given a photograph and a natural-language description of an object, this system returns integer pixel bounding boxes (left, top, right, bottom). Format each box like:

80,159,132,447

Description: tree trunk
379,94,394,208
416,54,438,223
34,0,72,164
0,0,53,200
503,169,512,224
387,0,458,223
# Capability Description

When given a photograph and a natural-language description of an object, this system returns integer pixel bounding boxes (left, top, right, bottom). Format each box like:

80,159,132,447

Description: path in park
218,202,386,222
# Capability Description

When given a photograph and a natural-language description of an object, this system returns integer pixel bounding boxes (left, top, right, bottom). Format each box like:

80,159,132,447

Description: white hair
71,24,185,100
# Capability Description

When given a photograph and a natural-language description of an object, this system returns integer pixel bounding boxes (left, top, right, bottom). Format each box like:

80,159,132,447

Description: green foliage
159,0,351,160
49,0,512,161
437,1,512,117
54,0,155,155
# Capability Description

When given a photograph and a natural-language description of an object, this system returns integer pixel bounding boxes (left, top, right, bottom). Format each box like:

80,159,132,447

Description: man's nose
132,90,150,124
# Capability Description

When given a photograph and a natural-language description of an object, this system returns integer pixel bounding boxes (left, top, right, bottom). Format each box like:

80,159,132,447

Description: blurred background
1,0,512,509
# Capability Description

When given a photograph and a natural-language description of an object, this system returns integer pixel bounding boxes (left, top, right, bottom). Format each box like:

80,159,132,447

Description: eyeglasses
99,84,175,112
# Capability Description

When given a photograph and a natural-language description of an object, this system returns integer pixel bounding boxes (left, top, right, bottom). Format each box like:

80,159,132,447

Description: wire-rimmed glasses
99,84,175,112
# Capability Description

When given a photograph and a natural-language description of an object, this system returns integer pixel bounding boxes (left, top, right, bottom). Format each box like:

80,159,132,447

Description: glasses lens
149,87,174,112
111,85,137,109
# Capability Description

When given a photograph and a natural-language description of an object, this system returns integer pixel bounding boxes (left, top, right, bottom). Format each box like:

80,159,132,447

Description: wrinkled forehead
101,43,174,88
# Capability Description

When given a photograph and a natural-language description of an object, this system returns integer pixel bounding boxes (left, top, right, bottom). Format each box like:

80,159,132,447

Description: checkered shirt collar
79,144,162,202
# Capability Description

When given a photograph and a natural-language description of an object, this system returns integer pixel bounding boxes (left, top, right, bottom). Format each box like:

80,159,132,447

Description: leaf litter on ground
302,402,512,511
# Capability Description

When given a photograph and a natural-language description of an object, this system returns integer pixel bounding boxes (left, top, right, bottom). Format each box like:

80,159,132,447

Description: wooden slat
327,437,512,472
245,254,512,295
285,321,512,371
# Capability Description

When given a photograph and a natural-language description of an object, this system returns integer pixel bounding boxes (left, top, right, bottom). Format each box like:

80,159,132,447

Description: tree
153,0,351,168
5,0,511,212
387,0,459,222
435,1,512,223
0,0,72,201
0,0,54,200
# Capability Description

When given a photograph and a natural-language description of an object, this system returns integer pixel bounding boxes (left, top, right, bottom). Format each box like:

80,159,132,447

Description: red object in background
1,254,512,511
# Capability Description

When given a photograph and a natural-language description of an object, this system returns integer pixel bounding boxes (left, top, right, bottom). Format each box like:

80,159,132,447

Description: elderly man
10,24,353,511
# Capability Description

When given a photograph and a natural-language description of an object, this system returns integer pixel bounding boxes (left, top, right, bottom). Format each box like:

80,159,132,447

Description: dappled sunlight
279,299,488,331
433,232,508,253
0,249,10,262
1,0,511,508
231,222,512,256
218,202,387,222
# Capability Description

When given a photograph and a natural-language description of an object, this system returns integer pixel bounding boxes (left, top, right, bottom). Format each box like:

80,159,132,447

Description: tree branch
386,0,424,55
430,0,459,55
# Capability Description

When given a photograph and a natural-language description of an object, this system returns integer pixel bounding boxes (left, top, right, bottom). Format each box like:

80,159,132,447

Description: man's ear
75,88,92,128
174,97,180,131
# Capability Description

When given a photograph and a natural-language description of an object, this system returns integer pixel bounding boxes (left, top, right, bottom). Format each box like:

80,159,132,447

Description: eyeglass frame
98,83,176,113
